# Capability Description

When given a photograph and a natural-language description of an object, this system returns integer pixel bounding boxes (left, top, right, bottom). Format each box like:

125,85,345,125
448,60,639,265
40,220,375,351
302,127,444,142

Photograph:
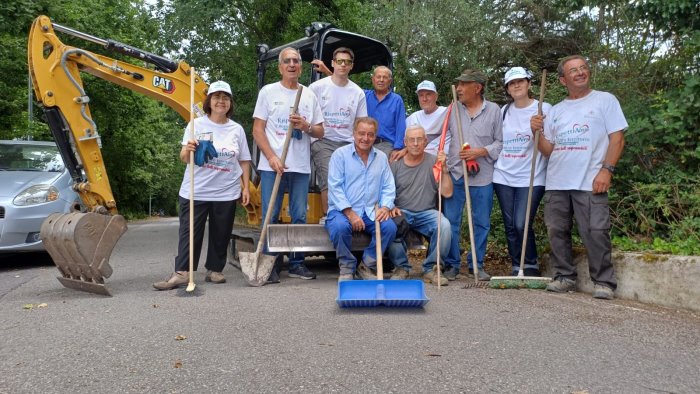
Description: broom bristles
489,277,551,289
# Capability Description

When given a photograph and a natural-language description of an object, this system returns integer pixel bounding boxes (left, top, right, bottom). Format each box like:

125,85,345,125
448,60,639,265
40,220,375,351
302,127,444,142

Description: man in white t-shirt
252,47,325,282
309,47,368,222
531,55,626,300
405,80,450,156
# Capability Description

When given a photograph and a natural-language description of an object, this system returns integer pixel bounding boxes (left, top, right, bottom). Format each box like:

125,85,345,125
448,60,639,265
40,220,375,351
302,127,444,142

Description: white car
0,140,82,253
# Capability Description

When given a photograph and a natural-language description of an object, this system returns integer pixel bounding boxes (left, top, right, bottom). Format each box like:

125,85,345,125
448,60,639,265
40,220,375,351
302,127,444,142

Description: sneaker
205,270,226,284
443,266,460,281
357,261,377,280
422,267,448,286
525,268,541,277
546,277,576,293
153,272,188,290
266,268,280,284
319,215,327,225
338,273,353,282
592,284,614,300
466,269,491,281
288,265,317,280
390,268,409,280
511,268,542,277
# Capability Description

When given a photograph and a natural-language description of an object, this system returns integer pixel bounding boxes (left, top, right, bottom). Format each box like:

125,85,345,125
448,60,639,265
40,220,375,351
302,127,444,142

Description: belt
374,137,392,144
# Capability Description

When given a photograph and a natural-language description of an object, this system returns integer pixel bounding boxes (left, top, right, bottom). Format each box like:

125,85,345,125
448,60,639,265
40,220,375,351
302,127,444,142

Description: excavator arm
28,15,209,295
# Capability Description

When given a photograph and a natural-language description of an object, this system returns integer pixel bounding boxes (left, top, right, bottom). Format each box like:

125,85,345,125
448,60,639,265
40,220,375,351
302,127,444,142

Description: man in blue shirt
325,117,397,281
365,66,407,162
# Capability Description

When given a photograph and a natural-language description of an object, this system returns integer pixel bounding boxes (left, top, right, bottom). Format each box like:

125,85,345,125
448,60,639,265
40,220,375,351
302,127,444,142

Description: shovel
336,205,429,308
240,86,304,286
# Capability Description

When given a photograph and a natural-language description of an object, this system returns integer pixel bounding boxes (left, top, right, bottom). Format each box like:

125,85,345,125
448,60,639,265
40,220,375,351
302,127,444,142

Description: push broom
490,69,552,290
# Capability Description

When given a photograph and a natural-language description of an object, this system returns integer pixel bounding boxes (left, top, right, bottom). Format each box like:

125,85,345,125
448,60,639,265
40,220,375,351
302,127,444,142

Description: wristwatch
601,163,616,174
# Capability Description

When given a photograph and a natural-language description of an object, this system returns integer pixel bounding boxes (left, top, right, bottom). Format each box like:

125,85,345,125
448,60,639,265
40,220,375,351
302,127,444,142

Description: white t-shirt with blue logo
309,76,367,143
253,82,324,174
543,90,628,191
406,106,451,156
493,100,551,187
179,116,251,201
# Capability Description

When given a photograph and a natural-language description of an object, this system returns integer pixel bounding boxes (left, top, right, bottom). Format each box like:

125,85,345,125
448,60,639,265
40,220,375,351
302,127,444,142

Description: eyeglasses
357,132,376,139
406,137,425,145
282,58,300,65
334,59,353,66
567,64,589,76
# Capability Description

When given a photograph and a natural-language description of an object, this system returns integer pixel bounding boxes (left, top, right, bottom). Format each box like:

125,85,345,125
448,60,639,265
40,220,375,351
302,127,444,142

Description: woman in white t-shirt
154,81,251,290
493,68,551,276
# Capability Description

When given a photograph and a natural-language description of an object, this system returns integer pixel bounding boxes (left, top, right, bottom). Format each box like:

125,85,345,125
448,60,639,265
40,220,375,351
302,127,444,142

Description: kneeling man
387,125,453,285
325,117,397,281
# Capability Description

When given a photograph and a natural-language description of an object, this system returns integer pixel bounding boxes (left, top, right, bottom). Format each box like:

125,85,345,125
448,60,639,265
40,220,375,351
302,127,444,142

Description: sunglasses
282,58,300,65
334,59,354,66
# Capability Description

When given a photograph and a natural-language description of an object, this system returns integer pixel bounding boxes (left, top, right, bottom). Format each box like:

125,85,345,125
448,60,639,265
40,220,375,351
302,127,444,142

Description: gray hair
404,125,426,139
372,66,393,78
278,47,302,64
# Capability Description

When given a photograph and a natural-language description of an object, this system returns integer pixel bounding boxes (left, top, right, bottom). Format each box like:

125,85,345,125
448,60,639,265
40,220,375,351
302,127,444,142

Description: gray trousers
544,190,616,289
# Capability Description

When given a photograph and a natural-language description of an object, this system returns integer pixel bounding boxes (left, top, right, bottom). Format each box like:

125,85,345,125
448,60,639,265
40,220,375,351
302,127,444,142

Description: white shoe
319,215,327,225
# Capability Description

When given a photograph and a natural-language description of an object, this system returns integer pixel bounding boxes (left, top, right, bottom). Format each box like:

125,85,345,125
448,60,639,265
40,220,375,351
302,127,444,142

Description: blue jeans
259,170,309,268
494,183,545,271
325,209,396,275
443,174,493,270
386,209,452,273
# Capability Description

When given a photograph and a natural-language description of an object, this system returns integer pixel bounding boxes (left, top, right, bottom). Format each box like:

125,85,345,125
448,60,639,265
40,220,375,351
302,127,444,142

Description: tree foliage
0,0,697,252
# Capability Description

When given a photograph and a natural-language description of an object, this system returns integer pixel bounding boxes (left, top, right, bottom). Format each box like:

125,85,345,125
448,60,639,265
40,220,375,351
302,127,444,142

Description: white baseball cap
415,80,437,93
504,67,532,85
208,80,232,95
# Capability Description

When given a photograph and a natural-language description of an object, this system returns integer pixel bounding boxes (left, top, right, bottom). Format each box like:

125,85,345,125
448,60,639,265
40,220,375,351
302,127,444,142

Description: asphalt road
1,218,698,393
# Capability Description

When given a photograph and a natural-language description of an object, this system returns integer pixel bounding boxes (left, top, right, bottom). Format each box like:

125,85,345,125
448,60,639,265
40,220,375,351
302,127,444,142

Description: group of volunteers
153,46,627,301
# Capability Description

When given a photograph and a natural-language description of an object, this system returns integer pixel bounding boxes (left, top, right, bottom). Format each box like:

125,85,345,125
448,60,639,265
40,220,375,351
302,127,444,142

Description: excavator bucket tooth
56,277,112,296
40,212,127,296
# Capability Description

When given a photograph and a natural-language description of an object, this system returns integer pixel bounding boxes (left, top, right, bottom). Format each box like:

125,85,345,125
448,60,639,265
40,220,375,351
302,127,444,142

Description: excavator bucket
40,212,127,296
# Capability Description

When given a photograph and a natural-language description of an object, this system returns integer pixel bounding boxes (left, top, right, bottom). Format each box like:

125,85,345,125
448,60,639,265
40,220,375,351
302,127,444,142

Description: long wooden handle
188,68,195,284
375,204,383,280
518,70,547,275
254,86,304,255
451,85,479,284
436,168,442,289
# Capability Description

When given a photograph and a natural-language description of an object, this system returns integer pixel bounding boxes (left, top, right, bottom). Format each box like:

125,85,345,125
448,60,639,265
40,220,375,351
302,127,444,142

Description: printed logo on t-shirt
324,107,353,130
553,122,590,152
203,150,234,173
502,132,531,158
276,116,291,136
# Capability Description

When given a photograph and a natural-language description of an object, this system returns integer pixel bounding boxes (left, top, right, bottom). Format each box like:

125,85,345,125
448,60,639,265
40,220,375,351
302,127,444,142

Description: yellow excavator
30,15,408,292
29,15,209,295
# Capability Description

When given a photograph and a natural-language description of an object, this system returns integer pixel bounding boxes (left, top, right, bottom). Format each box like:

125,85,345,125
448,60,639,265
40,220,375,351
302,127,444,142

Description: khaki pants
544,190,616,289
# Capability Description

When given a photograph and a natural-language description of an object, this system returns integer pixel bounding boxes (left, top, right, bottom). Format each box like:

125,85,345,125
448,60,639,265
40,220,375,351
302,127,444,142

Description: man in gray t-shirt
387,125,454,285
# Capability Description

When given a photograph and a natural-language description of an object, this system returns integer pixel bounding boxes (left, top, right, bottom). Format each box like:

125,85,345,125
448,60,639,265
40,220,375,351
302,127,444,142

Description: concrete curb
542,251,700,312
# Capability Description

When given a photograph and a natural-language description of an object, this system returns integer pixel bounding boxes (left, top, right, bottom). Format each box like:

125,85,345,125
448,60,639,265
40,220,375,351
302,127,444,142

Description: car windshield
0,143,65,172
